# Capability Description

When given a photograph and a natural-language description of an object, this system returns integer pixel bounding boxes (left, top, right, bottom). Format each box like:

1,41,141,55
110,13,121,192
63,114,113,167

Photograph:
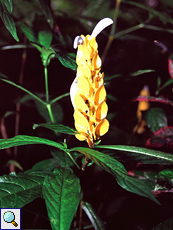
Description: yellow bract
71,34,109,147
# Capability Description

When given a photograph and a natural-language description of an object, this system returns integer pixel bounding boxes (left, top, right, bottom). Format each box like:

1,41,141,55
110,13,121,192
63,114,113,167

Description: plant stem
50,92,70,105
44,66,49,104
101,0,121,63
113,23,145,39
46,104,55,123
44,66,55,123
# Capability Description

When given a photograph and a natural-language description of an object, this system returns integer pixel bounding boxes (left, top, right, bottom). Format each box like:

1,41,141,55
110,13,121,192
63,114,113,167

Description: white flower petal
90,18,113,38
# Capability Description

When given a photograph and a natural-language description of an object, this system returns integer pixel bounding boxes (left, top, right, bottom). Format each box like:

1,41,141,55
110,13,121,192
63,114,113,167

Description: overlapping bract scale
70,35,109,147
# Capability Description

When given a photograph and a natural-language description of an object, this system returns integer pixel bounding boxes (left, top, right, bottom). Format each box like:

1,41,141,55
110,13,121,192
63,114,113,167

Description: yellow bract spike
95,119,109,137
94,85,106,105
74,95,89,113
96,102,108,121
70,18,113,147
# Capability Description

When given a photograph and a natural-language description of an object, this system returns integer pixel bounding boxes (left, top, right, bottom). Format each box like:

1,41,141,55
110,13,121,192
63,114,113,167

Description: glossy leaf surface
0,171,47,208
145,108,167,133
43,168,81,230
33,123,76,135
70,147,159,204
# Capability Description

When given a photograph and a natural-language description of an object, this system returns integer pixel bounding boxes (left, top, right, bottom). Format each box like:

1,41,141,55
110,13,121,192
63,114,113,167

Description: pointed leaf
0,171,47,208
0,135,66,152
96,145,173,164
152,218,173,230
156,78,173,94
82,202,105,230
130,69,155,76
33,123,76,135
56,52,77,70
43,168,81,230
0,2,19,41
1,0,13,13
70,147,159,204
145,108,167,133
19,22,38,43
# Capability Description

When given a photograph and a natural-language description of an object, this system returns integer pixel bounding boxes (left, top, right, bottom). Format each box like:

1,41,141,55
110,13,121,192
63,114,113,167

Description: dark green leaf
123,0,173,25
82,202,105,230
56,52,77,70
19,22,38,43
51,149,80,168
70,147,159,204
0,135,66,152
1,0,13,13
33,123,76,135
0,171,47,208
0,2,19,41
130,69,155,76
38,0,54,28
35,101,63,123
38,30,53,48
96,145,173,164
152,218,173,230
145,108,167,132
43,168,81,230
25,158,59,174
156,78,173,94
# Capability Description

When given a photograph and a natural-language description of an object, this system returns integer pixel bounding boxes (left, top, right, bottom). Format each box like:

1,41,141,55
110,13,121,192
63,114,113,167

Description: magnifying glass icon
3,211,18,227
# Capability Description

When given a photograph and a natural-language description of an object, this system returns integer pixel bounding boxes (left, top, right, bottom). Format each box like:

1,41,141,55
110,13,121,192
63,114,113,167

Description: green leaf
33,123,76,135
70,147,159,204
152,218,173,230
56,52,77,70
95,145,173,164
38,0,54,28
82,202,105,230
0,135,66,152
25,158,59,174
130,69,155,77
145,108,167,133
35,101,63,123
51,149,80,168
156,78,173,94
0,171,47,208
0,2,19,41
123,0,173,25
1,0,13,13
38,30,53,48
19,22,38,43
43,168,81,230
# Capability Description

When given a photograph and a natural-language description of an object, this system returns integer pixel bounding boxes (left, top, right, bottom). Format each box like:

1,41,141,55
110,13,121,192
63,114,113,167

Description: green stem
113,23,145,39
0,76,46,106
101,0,121,63
44,66,49,104
66,150,80,169
47,104,55,123
50,92,70,105
44,66,56,123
